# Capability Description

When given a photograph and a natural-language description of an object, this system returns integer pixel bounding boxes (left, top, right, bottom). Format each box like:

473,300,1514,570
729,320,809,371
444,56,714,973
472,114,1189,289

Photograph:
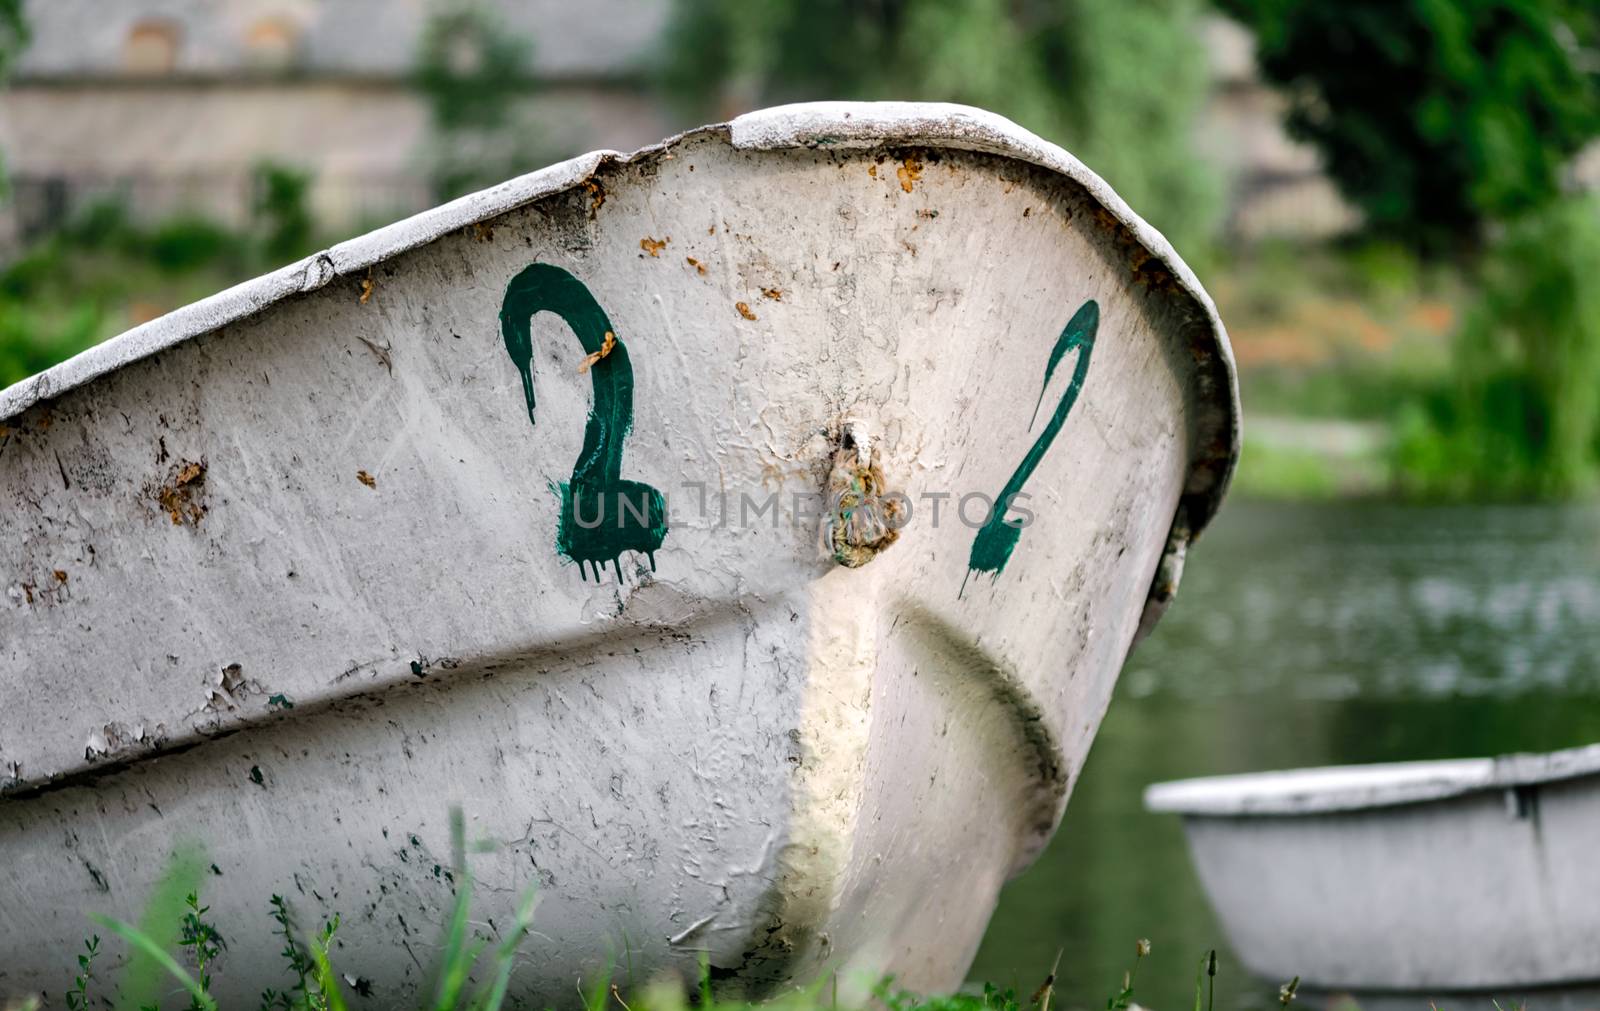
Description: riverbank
1230,416,1389,499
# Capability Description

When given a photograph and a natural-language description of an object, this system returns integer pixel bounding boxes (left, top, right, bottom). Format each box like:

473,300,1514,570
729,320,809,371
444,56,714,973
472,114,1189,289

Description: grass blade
430,808,480,1010
469,887,539,1011
308,941,352,1011
89,913,216,1011
99,844,205,1011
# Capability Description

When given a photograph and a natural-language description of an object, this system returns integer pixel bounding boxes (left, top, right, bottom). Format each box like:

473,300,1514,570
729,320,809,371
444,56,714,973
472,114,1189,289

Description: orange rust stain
472,222,495,243
359,274,375,306
761,287,783,301
53,569,67,584
868,165,878,179
578,330,617,374
640,236,669,257
155,460,207,527
896,157,922,193
685,256,707,275
357,470,377,489
583,180,606,216
735,302,757,321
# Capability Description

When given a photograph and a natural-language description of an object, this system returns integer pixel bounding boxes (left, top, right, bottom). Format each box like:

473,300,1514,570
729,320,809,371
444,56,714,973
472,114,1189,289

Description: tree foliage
1215,0,1600,254
659,0,1222,256
0,0,24,80
1393,195,1600,498
414,4,532,134
0,0,29,202
413,3,546,200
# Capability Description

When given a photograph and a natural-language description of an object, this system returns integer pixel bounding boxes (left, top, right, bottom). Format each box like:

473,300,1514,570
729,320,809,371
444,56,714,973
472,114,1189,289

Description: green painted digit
964,299,1098,594
500,263,667,581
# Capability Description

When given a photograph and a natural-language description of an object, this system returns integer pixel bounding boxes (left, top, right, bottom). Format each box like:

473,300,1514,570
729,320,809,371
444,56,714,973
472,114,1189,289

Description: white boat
0,102,1238,1004
1147,744,1600,995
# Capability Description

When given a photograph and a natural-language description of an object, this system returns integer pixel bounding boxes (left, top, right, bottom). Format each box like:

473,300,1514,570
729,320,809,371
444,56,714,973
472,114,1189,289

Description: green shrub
252,162,315,264
1391,196,1600,497
0,0,27,202
412,5,548,201
0,297,101,387
145,217,246,275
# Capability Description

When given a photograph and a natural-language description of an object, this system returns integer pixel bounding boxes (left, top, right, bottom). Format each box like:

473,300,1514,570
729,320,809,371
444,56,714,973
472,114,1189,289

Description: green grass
2,808,1271,1011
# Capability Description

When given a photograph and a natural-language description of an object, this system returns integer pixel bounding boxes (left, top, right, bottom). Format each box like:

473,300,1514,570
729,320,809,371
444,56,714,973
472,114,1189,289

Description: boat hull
1,103,1236,1003
1149,747,1600,991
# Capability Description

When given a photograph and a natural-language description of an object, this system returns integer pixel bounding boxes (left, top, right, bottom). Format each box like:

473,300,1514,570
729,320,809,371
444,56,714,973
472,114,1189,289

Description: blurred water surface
970,500,1600,1008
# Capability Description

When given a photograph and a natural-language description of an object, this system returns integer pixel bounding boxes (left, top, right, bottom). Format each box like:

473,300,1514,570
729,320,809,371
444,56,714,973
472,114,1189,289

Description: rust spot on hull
152,459,207,526
822,437,903,568
897,156,922,193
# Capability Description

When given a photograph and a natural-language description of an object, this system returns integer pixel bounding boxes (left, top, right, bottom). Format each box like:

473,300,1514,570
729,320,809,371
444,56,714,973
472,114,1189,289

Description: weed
64,935,99,1011
17,808,1268,1011
179,892,226,1007
1106,937,1149,1011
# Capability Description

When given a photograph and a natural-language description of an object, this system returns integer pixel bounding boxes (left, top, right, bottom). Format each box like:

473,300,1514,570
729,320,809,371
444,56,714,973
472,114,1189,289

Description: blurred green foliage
1206,1,1600,500
413,4,549,201
1393,196,1600,498
0,0,23,84
1214,0,1600,256
414,5,532,131
0,0,28,201
0,163,319,389
660,0,1222,257
253,163,315,264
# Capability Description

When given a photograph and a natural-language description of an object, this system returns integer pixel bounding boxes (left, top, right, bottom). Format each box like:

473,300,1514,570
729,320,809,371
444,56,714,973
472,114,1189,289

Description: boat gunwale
0,101,1239,535
1143,742,1600,817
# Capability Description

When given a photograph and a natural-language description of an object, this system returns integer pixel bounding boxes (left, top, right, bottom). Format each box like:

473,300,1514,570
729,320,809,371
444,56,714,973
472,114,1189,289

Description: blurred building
1196,16,1357,241
0,0,677,243
0,0,1353,247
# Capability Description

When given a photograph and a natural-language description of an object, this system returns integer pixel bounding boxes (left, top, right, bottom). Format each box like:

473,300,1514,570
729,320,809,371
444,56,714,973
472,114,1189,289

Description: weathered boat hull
1147,745,1600,992
1,103,1237,1003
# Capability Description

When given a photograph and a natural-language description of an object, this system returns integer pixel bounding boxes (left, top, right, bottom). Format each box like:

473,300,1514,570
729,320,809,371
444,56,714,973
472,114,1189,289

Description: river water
969,500,1600,1009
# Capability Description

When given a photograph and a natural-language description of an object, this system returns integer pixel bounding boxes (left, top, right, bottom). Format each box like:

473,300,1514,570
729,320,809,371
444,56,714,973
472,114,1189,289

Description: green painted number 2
500,263,668,581
964,299,1098,594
